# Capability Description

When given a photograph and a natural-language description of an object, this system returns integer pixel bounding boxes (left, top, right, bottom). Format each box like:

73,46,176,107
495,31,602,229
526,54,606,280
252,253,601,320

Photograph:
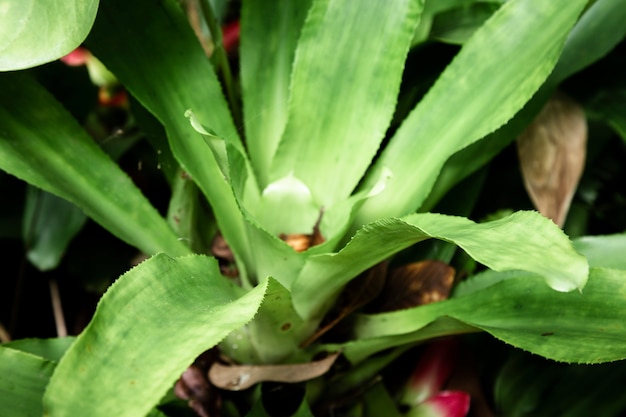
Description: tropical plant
1,0,626,416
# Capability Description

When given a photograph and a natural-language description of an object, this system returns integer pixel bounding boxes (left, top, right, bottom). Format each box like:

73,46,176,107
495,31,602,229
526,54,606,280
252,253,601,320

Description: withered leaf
369,260,455,313
211,233,235,262
517,91,587,228
208,352,340,391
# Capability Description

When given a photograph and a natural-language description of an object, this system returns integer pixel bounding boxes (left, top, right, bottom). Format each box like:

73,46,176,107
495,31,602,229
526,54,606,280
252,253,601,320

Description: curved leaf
270,0,424,207
355,0,587,226
43,254,268,417
0,0,99,71
349,268,626,364
0,73,189,257
293,211,588,320
85,0,252,267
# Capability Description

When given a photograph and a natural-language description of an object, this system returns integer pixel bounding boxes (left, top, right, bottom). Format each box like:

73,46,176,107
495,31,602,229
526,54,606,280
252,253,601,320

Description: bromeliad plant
2,0,626,416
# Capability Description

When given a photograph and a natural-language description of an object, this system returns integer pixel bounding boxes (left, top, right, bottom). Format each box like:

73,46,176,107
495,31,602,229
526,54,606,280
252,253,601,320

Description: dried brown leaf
517,91,587,228
208,352,340,391
370,260,455,313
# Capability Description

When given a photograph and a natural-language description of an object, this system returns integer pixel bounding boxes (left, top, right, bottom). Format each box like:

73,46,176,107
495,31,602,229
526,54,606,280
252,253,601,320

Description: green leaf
270,0,424,207
293,211,588,320
349,268,626,364
0,346,56,417
23,187,87,271
43,254,269,417
241,0,312,186
574,234,626,270
421,0,626,211
0,0,99,71
86,0,252,267
5,337,75,362
0,73,190,257
355,0,588,226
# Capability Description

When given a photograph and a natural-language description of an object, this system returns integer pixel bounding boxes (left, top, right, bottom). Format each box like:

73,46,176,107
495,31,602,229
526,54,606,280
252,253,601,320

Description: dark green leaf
23,187,87,271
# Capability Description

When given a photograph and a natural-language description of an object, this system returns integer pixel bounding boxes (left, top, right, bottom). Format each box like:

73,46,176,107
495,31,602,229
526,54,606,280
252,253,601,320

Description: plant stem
198,0,244,136
49,279,67,337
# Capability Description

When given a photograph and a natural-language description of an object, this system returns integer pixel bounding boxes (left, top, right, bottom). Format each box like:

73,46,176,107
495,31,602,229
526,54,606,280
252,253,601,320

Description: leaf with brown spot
369,260,455,313
517,91,587,228
208,352,340,391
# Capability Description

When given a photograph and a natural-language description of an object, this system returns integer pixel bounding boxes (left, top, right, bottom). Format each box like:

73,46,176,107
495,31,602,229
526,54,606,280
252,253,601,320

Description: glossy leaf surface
0,0,99,70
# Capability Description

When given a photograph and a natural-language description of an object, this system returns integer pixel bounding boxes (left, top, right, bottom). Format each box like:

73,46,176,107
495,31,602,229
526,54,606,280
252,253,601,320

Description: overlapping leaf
293,211,588,320
355,0,588,225
344,268,626,365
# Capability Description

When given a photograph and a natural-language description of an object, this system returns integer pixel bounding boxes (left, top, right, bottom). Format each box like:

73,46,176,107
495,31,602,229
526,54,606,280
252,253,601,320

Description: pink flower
60,46,91,66
401,338,470,417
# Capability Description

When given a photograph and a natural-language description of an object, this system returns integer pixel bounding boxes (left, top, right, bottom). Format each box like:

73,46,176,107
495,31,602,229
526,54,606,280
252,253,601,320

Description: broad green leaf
0,346,56,417
241,0,312,186
421,0,626,211
293,211,588,320
23,187,87,271
347,268,626,364
0,0,99,71
574,234,626,270
43,254,268,417
86,0,252,268
270,0,424,207
0,73,190,257
355,0,588,226
5,337,75,362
